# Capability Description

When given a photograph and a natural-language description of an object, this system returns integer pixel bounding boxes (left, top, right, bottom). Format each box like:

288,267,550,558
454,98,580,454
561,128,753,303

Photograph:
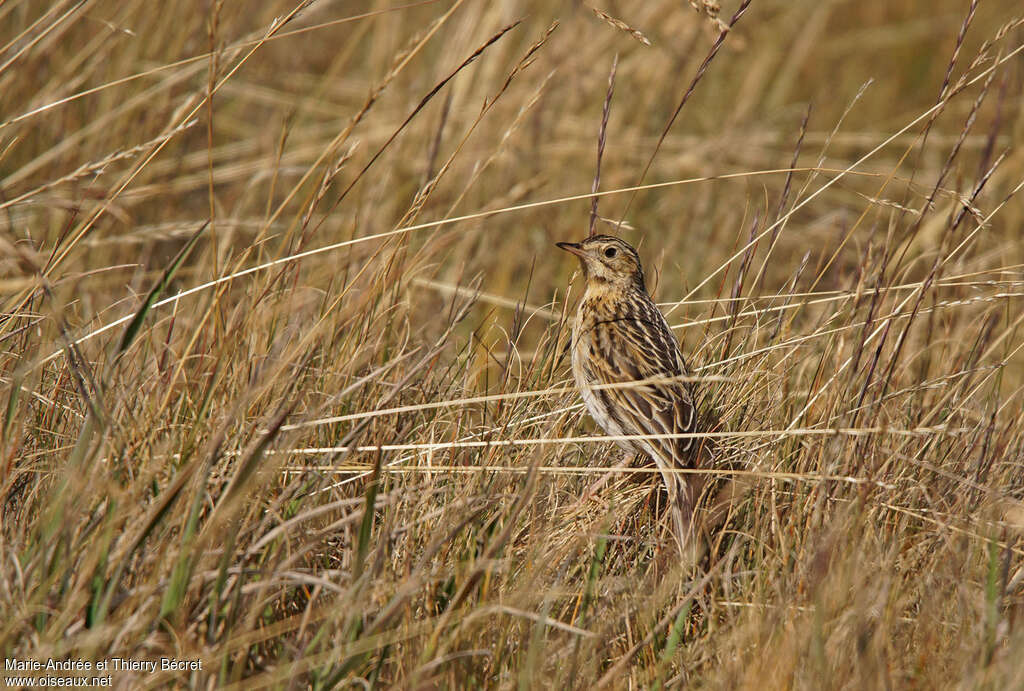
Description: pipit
557,235,704,556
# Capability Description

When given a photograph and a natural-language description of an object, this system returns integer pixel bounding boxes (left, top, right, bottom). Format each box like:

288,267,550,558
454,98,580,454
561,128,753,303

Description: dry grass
2,0,1024,688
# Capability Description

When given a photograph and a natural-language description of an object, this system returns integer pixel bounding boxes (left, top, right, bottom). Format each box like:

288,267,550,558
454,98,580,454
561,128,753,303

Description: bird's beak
556,241,585,259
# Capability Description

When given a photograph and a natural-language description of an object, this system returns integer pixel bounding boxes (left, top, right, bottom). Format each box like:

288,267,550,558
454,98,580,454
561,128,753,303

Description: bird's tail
663,470,704,565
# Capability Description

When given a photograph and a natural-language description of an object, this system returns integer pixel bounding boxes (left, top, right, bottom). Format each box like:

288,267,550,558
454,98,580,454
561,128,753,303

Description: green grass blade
117,221,208,356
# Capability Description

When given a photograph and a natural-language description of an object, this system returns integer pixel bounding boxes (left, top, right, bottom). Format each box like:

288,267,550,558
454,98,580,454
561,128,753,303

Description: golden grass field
3,0,1024,687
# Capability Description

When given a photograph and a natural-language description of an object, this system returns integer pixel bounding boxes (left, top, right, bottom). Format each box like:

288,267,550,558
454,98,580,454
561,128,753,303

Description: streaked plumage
557,235,701,556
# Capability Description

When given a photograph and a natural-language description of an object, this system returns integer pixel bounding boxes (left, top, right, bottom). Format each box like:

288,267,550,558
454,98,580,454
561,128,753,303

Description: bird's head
556,235,646,292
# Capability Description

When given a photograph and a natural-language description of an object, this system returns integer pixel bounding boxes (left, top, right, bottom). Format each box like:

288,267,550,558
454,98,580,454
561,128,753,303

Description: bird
557,234,704,557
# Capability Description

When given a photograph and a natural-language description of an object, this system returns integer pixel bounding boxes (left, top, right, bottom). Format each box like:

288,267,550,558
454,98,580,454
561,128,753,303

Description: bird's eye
604,247,617,258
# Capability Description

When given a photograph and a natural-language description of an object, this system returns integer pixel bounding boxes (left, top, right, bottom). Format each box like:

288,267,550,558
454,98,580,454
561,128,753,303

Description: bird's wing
582,304,697,464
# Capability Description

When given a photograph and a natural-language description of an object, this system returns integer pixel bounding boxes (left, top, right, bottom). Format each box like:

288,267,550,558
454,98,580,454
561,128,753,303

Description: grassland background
2,0,1024,688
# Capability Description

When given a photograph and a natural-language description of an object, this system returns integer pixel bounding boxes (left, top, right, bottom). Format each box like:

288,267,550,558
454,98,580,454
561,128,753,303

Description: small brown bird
557,235,703,556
